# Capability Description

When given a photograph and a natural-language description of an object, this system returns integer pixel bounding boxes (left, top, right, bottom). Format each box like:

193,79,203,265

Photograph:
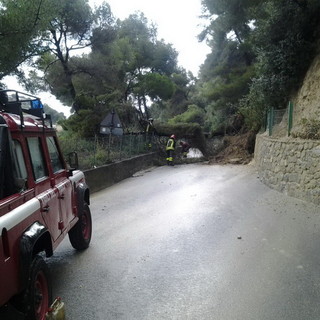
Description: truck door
37,188,61,241
46,137,73,231
27,137,61,241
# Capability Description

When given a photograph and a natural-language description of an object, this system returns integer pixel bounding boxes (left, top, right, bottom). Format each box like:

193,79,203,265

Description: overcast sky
5,0,211,116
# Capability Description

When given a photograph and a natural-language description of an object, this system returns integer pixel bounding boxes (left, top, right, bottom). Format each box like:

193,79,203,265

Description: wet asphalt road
48,163,320,320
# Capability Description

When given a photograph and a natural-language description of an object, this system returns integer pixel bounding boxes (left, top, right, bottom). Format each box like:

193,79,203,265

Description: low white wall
84,153,158,193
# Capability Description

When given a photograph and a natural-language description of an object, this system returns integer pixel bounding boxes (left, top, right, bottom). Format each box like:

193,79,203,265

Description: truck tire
69,203,92,250
24,255,52,320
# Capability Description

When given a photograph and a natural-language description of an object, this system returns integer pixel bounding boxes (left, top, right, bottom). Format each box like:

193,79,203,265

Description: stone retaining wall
84,152,158,193
254,134,320,205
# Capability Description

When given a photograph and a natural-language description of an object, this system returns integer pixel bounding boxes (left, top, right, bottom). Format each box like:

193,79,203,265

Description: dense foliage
199,0,320,132
0,0,319,137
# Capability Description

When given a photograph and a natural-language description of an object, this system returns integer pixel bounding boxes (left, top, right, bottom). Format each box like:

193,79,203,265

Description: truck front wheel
69,203,92,250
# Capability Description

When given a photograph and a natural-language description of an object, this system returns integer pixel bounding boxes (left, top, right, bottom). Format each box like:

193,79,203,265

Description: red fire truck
0,90,92,320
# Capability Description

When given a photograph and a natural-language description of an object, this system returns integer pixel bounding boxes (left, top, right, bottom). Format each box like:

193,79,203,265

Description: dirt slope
209,132,255,165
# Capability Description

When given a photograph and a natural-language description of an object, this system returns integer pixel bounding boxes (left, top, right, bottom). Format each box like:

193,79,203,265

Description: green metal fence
266,101,294,136
59,133,160,170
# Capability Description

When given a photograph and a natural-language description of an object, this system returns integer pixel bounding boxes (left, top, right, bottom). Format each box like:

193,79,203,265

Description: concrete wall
84,153,158,193
255,134,320,205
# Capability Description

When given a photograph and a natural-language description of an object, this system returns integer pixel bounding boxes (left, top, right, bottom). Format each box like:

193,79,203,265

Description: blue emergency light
31,99,43,109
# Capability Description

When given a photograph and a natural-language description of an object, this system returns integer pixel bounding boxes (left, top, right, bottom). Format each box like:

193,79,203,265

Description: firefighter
166,134,176,165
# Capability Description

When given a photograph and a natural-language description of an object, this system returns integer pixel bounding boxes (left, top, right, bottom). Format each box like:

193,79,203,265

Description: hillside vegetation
0,0,320,154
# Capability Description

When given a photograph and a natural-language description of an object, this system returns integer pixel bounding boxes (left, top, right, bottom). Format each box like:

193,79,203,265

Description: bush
168,105,205,126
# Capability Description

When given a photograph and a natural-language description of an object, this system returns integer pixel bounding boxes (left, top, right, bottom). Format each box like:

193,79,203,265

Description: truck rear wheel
24,255,52,320
69,203,92,250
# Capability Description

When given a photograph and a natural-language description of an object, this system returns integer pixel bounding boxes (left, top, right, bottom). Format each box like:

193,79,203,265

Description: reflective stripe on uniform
166,138,175,151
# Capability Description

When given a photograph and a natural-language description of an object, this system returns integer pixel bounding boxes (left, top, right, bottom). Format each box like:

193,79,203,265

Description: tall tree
37,0,95,106
198,0,257,133
0,0,50,79
198,0,320,133
116,13,178,118
48,11,182,136
241,0,320,130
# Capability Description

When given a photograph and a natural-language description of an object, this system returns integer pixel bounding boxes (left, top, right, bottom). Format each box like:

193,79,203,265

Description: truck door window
46,137,64,173
11,140,28,191
27,137,48,180
12,140,27,180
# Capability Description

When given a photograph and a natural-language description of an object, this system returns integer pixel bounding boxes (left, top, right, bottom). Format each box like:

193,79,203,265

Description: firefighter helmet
170,134,176,139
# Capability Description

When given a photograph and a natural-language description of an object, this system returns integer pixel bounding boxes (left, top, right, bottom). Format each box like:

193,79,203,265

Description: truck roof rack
0,89,52,128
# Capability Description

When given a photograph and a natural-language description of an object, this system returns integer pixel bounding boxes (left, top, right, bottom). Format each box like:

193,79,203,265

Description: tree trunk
142,95,149,119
